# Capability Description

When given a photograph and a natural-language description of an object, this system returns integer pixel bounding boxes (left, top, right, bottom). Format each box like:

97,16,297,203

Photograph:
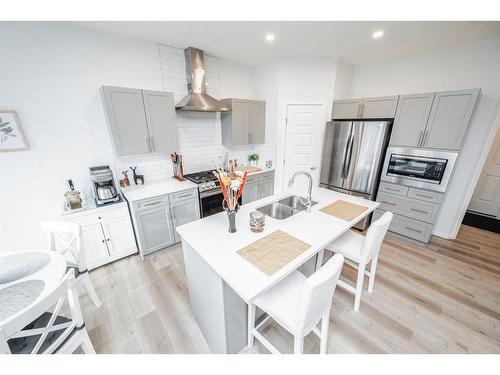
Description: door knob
310,166,317,171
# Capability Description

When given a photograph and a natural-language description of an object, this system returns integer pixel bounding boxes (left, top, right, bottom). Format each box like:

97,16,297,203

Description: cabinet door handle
405,226,422,233
101,240,105,243
422,130,429,146
149,135,155,152
175,192,193,199
381,200,396,206
143,200,163,207
411,208,428,214
106,238,110,242
415,193,433,199
417,131,424,147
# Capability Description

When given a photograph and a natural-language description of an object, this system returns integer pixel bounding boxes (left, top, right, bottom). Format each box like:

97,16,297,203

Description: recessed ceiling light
372,30,384,39
265,33,275,42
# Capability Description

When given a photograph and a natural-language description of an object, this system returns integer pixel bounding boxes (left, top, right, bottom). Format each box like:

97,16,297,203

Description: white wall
349,37,500,238
0,22,265,252
253,59,338,190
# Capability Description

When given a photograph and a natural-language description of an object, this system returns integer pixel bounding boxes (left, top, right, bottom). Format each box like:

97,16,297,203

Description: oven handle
200,189,223,198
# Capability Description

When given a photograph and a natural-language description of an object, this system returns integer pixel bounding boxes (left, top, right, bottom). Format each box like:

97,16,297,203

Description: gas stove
184,170,220,195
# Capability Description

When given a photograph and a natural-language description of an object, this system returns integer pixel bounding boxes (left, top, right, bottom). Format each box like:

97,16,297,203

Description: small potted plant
248,153,259,167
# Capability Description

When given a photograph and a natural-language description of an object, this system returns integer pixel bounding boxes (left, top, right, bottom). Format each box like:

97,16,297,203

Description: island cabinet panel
390,92,435,147
422,89,480,150
102,86,178,157
221,99,265,145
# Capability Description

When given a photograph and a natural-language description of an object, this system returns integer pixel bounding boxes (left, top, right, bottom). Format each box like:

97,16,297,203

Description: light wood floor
79,225,500,354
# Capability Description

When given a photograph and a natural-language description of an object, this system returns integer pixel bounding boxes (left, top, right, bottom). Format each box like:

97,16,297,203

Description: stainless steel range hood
175,47,231,112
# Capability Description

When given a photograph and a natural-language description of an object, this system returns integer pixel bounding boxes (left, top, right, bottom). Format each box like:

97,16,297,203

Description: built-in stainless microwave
381,147,458,192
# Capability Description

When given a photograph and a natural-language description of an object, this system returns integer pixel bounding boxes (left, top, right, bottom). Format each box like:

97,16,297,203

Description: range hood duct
175,47,231,112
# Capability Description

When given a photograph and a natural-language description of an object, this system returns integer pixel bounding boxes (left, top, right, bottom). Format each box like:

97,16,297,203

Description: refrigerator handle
343,134,355,179
342,134,352,178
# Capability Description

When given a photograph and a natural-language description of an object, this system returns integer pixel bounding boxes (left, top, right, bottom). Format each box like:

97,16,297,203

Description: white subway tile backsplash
114,43,275,183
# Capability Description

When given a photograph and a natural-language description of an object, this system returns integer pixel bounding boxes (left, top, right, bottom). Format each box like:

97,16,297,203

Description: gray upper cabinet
102,86,178,157
142,90,178,153
102,86,151,156
390,89,480,150
390,92,435,147
249,101,265,144
361,96,399,119
422,89,480,150
331,99,363,119
332,96,398,119
221,99,265,145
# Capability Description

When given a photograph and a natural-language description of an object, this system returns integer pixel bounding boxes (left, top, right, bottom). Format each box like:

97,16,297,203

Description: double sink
256,195,318,220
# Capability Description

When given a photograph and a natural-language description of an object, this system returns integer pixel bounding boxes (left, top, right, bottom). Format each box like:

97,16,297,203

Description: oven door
381,147,458,192
200,190,224,217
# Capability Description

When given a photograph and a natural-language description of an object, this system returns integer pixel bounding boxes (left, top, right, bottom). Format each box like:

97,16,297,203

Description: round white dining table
0,250,67,325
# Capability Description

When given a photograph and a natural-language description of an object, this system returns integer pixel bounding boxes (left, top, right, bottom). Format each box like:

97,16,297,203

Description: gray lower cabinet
390,89,480,150
376,182,444,243
135,205,175,256
170,198,200,243
131,188,200,257
242,171,275,204
242,180,258,205
221,99,265,145
102,86,178,157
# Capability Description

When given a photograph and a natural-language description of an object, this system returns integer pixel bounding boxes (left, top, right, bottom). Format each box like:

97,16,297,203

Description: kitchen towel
319,199,369,222
237,230,311,276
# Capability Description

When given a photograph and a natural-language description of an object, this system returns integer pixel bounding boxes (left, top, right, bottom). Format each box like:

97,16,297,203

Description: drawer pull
143,201,163,207
415,193,433,199
385,187,400,192
175,193,193,199
405,226,422,233
381,201,396,206
411,208,429,214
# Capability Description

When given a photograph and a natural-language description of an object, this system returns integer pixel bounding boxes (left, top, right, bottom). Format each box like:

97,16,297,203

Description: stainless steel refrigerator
319,120,391,229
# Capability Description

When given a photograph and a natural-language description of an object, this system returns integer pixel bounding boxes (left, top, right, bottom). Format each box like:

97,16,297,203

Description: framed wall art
0,111,29,152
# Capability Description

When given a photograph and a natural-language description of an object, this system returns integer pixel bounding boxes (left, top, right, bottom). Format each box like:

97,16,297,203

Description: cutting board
237,230,311,276
319,199,369,222
235,166,262,173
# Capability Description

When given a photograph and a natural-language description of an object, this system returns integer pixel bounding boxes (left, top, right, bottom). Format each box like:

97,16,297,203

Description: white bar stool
316,212,393,312
247,253,344,354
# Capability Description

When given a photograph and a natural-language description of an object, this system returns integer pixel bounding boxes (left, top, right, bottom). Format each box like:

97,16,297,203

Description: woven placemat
319,199,369,221
237,230,311,276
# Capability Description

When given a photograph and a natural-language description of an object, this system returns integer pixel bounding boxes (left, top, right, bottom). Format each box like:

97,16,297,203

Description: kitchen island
176,187,379,353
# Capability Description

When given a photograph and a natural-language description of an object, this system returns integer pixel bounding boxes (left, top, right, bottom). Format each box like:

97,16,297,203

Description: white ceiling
77,21,500,66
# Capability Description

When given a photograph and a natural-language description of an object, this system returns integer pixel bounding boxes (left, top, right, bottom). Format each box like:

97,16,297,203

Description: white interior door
282,104,325,191
468,125,500,218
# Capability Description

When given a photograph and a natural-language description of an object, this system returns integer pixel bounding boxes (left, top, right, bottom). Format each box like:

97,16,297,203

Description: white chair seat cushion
325,230,364,263
253,270,306,335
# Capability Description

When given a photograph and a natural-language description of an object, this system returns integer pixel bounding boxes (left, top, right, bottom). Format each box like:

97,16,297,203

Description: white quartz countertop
176,187,379,302
121,178,198,202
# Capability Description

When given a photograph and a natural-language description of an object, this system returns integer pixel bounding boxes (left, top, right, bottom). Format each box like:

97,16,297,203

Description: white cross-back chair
317,211,393,312
40,221,101,307
248,253,344,354
0,270,95,354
